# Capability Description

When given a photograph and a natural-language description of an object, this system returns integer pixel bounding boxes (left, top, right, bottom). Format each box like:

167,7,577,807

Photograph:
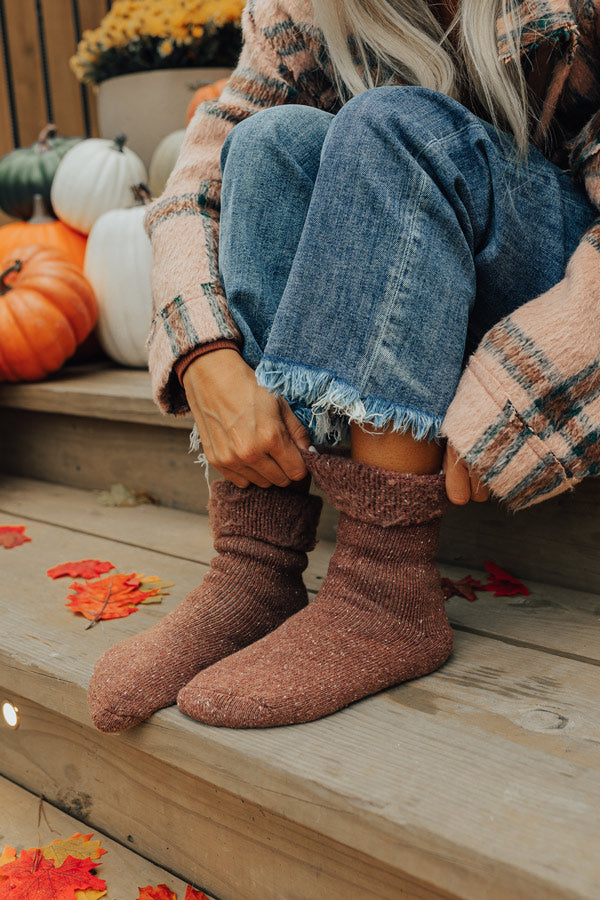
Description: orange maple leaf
184,888,210,899
136,886,176,900
0,525,31,549
65,574,161,622
0,851,105,900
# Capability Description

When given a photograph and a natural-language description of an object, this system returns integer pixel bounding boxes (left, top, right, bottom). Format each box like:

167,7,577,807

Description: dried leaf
75,891,107,900
65,573,163,623
47,560,115,580
39,833,107,867
442,575,483,603
0,848,16,867
96,484,158,507
0,525,31,549
0,851,105,900
138,575,174,597
136,886,176,900
481,560,530,597
184,888,210,900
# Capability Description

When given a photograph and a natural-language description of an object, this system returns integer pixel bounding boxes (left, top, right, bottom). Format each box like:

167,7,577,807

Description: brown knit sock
87,477,322,732
177,450,453,728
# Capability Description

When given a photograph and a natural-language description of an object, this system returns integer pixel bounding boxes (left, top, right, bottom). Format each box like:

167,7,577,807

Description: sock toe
177,681,293,728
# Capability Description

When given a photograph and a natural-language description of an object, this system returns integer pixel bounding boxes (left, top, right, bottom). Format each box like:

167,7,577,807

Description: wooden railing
0,0,112,155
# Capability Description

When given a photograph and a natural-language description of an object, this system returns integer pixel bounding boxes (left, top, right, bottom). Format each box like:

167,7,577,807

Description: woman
88,0,600,730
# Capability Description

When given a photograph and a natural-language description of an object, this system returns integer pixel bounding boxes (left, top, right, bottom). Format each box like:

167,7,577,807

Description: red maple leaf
47,559,115,580
136,886,176,900
441,575,483,602
185,887,211,900
481,560,530,597
0,525,31,549
0,851,105,900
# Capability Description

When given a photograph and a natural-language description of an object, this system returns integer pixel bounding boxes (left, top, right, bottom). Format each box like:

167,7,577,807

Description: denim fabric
218,86,597,444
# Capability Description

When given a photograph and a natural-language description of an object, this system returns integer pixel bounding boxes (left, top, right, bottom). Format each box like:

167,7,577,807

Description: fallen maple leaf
441,575,483,603
136,886,176,900
47,561,115,580
481,560,530,597
184,888,210,900
0,848,16,867
0,525,31,549
39,833,107,867
0,851,105,900
65,573,162,623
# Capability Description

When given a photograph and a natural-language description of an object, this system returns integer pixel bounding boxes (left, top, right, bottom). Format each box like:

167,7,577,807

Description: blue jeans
218,86,596,444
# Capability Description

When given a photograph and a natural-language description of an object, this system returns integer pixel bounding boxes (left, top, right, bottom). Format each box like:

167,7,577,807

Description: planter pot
97,67,233,169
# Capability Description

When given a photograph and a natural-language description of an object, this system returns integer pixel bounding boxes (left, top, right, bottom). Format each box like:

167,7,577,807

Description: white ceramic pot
96,67,233,169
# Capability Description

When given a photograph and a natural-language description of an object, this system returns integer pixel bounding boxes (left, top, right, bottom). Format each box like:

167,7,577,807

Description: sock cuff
302,449,447,526
209,480,323,551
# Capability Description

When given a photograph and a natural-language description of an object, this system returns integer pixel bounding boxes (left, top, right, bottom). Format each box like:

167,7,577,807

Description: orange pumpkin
0,245,98,382
186,76,230,124
0,193,87,270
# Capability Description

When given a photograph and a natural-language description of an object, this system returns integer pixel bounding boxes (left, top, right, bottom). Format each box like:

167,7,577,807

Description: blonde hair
313,0,532,154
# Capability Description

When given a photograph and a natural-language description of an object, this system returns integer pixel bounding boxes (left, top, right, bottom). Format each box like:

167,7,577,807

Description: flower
69,0,245,84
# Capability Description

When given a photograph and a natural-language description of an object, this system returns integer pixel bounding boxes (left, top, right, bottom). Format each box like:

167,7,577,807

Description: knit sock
87,477,322,732
177,450,454,728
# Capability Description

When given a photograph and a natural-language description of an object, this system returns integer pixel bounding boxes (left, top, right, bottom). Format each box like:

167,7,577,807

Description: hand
182,349,311,488
443,443,490,505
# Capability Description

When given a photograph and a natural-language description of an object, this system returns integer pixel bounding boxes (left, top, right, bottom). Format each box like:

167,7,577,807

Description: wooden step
0,774,216,899
1,365,600,592
1,476,599,899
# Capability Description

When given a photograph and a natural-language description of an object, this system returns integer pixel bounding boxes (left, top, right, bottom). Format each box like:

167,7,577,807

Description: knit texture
87,477,322,732
146,0,600,509
177,451,453,728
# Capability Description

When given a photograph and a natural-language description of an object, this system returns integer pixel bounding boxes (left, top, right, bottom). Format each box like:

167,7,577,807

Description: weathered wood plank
440,478,600,598
0,775,214,899
3,0,47,146
2,365,600,591
0,508,599,898
0,697,454,900
0,476,597,660
0,365,191,429
0,10,14,156
40,0,86,138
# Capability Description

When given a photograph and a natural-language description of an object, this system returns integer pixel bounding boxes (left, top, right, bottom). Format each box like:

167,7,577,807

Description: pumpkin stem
29,193,56,224
36,123,58,151
113,134,127,152
0,260,22,295
131,183,153,205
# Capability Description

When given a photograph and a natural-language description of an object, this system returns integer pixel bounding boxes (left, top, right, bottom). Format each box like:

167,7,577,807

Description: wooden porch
1,365,599,899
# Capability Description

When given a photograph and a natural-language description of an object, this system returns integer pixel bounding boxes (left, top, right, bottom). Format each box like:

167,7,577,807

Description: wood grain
0,775,213,899
3,0,47,146
0,501,599,898
40,0,86,137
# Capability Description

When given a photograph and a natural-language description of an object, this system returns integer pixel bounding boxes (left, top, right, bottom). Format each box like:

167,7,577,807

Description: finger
279,401,312,451
445,458,471,505
470,471,490,502
217,466,251,489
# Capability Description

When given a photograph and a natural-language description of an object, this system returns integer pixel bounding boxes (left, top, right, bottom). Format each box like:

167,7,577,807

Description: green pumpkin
0,124,83,220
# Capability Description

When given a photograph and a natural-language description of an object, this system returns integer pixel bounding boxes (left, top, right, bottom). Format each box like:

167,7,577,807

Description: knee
221,105,334,173
325,85,477,148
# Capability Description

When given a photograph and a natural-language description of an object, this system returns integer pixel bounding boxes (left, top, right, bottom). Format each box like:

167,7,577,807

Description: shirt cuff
174,340,241,387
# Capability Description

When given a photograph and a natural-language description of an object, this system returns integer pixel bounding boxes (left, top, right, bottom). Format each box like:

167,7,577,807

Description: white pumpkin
149,129,185,197
51,135,147,235
84,188,152,367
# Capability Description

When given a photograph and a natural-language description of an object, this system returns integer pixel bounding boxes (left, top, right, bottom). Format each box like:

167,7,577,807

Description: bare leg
350,422,443,474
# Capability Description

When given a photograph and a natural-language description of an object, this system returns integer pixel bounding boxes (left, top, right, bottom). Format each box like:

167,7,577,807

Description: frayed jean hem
255,356,444,446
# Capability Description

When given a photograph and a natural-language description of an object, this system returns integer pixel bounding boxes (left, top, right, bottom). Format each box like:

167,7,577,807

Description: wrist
183,347,245,391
